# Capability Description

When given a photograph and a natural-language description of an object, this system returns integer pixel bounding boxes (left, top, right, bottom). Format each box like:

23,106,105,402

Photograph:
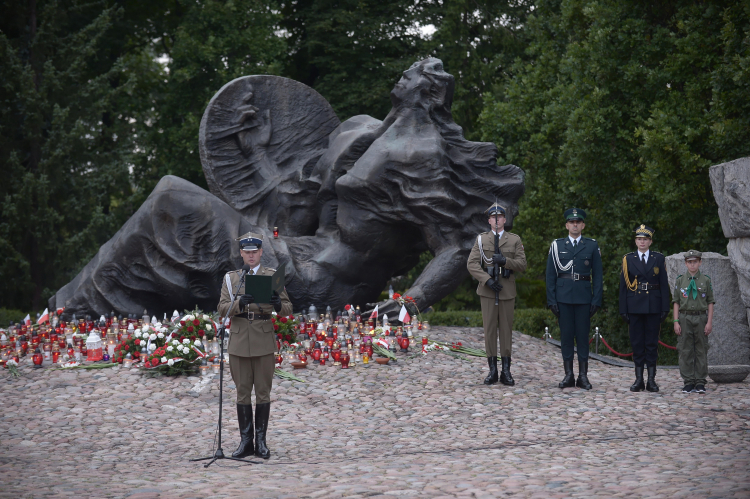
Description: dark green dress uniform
545,208,603,390
217,232,293,460
673,250,714,390
619,225,670,392
467,203,527,385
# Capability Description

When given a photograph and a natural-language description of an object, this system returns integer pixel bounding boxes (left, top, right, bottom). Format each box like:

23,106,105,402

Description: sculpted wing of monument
199,76,340,236
51,59,525,317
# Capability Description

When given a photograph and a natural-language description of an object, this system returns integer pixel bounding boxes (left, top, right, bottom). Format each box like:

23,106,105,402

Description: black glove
492,252,507,266
486,278,502,293
620,313,630,324
239,294,254,307
590,304,599,318
269,290,282,313
550,304,560,318
660,310,669,322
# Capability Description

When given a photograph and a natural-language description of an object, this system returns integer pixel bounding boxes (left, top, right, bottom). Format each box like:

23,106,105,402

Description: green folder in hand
245,262,286,303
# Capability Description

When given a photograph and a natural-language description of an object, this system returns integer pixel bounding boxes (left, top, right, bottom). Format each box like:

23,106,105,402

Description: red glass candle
399,337,410,352
275,353,283,365
325,337,335,349
21,341,29,355
312,347,321,363
332,349,341,364
340,352,350,368
52,351,60,363
273,226,279,238
67,345,75,358
365,345,373,358
32,348,43,367
298,353,308,362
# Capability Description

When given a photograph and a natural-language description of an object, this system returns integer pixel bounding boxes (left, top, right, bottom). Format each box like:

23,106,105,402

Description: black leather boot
646,365,659,392
499,357,515,386
559,359,575,388
231,404,254,458
576,359,592,390
630,366,645,392
483,357,498,385
254,402,271,459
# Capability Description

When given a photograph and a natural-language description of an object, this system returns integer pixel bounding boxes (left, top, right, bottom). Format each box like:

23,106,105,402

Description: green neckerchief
686,272,700,300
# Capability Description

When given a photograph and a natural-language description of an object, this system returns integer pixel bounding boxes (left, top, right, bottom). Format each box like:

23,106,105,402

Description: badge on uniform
584,260,590,266
654,267,659,275
702,293,706,298
681,288,687,298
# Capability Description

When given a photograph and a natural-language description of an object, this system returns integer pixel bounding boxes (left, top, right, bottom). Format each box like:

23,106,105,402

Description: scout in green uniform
545,208,603,390
672,250,714,394
467,203,527,385
217,232,293,459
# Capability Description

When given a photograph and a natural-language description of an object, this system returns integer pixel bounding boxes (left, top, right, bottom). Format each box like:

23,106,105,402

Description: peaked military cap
236,231,263,251
634,224,654,238
485,202,506,216
684,249,702,261
564,207,586,222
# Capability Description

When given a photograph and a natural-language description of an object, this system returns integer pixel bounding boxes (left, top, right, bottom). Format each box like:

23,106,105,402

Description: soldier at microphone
467,203,527,385
218,231,293,459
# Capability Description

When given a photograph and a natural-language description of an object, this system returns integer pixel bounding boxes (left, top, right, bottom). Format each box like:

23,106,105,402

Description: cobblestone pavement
2,327,749,498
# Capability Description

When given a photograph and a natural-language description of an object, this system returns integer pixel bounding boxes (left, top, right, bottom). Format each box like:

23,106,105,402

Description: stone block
666,252,750,366
727,237,750,309
709,156,750,238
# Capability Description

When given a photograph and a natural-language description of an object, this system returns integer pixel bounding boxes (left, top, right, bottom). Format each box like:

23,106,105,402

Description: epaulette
267,267,277,272
582,236,596,241
652,251,663,255
676,274,683,279
704,273,710,279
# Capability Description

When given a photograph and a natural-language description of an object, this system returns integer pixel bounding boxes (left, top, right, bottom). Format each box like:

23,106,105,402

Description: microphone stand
191,270,259,467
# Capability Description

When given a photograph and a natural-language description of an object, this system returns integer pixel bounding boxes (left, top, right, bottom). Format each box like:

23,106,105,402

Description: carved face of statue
391,57,454,109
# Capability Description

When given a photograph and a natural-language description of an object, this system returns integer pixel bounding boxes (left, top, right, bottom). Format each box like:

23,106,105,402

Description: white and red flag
369,304,378,320
23,314,31,325
398,304,410,324
37,308,49,324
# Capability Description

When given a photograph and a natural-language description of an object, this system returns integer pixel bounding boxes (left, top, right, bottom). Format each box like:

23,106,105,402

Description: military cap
634,224,654,238
484,201,505,217
684,249,702,261
485,202,506,216
564,207,586,222
236,231,263,251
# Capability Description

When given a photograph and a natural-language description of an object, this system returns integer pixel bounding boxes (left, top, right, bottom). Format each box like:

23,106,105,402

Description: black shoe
499,357,515,386
254,402,271,459
682,384,695,393
232,404,254,458
630,366,645,392
646,365,659,392
694,384,706,393
483,357,498,385
559,359,575,388
576,359,592,390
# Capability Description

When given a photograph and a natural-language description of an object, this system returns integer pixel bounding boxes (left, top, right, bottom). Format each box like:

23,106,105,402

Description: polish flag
56,307,65,316
23,314,31,325
398,305,410,324
37,308,49,324
369,304,378,320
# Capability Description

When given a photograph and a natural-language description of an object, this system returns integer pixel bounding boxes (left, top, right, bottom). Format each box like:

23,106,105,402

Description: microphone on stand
239,264,252,278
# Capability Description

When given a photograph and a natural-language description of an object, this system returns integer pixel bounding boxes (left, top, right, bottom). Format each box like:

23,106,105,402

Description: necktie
641,254,646,265
686,278,698,300
573,240,577,248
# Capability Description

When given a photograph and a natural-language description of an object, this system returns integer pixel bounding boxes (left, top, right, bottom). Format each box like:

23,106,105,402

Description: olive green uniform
672,271,714,386
218,266,293,404
467,231,527,356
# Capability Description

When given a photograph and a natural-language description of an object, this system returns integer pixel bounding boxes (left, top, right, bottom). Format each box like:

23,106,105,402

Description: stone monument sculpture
50,58,525,317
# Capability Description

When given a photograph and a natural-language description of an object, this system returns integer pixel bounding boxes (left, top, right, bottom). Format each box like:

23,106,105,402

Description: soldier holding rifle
468,203,527,385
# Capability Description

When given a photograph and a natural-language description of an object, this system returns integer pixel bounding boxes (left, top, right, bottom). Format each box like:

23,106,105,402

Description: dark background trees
2,0,748,339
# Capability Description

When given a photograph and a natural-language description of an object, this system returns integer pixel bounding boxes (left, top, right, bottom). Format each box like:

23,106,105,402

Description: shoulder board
507,232,520,238
628,251,636,256
652,251,663,256
676,274,683,279
227,270,240,275
556,237,567,242
582,236,596,241
704,273,710,278
480,231,489,236
266,267,277,272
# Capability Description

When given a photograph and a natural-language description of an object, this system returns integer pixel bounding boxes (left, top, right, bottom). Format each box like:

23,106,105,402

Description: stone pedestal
666,252,750,366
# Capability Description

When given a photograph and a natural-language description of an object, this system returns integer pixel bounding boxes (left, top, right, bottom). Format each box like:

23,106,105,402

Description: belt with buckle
638,283,660,290
244,312,273,321
682,310,707,316
558,273,591,281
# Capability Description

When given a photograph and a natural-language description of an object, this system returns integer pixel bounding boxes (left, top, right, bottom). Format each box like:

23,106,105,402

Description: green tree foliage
0,0,161,310
424,0,533,139
479,0,750,352
280,0,429,120
131,0,286,198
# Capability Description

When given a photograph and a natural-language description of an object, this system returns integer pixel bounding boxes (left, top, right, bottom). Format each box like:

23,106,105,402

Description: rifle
493,212,501,305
